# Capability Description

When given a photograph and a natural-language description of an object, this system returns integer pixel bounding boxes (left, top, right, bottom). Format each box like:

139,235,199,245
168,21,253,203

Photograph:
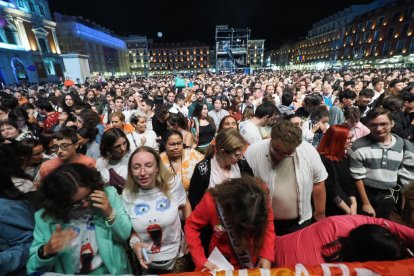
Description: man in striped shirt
348,107,414,218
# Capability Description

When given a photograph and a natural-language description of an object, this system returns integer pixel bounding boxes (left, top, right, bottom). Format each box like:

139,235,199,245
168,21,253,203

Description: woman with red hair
317,124,356,216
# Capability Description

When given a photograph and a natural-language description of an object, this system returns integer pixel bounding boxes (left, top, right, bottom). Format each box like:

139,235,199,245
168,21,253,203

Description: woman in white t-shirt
122,146,192,274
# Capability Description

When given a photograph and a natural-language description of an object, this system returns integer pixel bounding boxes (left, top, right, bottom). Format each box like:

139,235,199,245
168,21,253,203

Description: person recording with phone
27,164,132,275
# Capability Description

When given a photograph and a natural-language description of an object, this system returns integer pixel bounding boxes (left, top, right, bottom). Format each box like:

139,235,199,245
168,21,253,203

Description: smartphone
141,248,150,263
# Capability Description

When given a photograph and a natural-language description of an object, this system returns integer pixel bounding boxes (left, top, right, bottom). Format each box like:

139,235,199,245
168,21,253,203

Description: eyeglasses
70,193,92,210
167,141,183,148
367,122,390,129
50,143,73,152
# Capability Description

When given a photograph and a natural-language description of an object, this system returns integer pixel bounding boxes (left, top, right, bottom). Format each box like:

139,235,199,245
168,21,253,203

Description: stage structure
215,25,251,73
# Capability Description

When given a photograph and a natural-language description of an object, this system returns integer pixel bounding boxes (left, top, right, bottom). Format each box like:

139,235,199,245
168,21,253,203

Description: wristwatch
37,245,57,259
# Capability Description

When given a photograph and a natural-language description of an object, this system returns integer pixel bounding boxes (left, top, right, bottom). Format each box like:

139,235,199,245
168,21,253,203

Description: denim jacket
0,199,34,275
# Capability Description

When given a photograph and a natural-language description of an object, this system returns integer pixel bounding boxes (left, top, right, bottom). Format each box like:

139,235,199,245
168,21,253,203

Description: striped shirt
348,134,414,189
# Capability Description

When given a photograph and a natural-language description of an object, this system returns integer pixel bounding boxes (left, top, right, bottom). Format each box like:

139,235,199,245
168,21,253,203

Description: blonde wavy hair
124,146,173,198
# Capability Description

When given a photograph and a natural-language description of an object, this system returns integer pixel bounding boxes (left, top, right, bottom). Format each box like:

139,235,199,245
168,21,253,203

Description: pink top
275,215,414,266
350,121,370,141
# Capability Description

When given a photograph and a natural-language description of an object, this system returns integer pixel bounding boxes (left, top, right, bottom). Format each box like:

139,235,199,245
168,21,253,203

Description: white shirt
208,109,230,130
127,129,158,152
69,214,103,273
122,176,186,262
173,103,189,118
209,155,241,188
239,119,262,145
244,139,328,224
96,152,130,184
123,109,138,123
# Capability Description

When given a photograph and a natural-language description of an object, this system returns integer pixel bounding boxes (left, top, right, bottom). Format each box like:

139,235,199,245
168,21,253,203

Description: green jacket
27,186,132,275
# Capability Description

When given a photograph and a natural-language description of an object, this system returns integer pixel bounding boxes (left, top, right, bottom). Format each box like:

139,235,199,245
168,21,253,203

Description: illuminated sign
72,23,126,50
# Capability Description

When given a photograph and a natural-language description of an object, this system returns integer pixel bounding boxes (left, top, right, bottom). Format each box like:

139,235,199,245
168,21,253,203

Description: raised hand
90,190,113,218
43,224,77,256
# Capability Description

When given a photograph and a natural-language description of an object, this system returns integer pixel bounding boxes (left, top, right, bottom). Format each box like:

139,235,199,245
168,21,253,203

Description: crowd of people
1,68,414,275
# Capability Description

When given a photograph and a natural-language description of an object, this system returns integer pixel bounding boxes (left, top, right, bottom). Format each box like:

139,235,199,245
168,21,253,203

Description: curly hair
41,164,104,222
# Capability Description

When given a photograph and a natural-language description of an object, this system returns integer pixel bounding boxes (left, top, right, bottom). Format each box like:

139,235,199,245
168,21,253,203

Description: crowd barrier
164,258,414,276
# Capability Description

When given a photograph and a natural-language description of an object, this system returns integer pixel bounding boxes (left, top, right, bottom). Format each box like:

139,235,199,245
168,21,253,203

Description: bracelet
129,236,141,249
38,244,57,259
106,210,116,223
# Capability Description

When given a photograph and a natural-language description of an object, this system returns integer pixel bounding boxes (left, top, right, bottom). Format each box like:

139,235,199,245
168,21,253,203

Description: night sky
48,0,373,48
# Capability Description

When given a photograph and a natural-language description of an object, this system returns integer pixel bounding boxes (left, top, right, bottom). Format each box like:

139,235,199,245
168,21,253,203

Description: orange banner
164,259,414,276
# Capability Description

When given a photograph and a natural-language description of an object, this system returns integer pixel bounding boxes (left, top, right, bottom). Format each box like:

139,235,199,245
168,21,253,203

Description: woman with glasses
122,146,192,274
160,130,203,192
27,163,132,274
96,128,130,193
167,112,194,149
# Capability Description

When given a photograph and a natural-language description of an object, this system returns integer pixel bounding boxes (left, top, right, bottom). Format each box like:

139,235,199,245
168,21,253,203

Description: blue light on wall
0,0,16,8
72,23,126,50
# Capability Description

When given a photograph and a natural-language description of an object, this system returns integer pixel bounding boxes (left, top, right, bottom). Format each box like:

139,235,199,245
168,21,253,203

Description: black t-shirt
198,123,215,145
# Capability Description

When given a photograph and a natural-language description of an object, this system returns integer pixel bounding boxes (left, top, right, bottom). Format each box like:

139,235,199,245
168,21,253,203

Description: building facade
247,39,265,70
271,0,404,70
0,0,64,85
147,42,211,75
54,12,129,78
338,0,414,68
124,35,150,76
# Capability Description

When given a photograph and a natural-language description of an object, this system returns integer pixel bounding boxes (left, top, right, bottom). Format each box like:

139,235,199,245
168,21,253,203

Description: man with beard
188,89,212,118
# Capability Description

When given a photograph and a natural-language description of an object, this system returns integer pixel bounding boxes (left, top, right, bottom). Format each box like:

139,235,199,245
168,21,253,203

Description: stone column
14,19,31,50
50,28,61,54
